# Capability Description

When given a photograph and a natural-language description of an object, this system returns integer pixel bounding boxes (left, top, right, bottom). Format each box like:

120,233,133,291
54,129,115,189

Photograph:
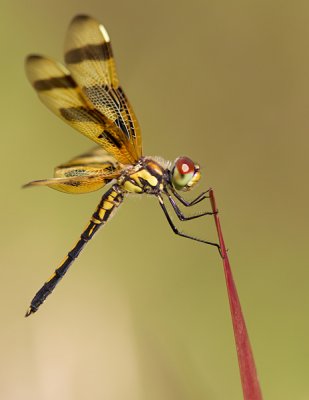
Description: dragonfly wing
64,15,142,159
24,167,120,194
56,146,118,169
24,146,121,194
25,55,137,165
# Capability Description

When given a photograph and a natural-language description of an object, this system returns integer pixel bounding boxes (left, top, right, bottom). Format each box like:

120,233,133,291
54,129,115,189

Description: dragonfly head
170,156,201,191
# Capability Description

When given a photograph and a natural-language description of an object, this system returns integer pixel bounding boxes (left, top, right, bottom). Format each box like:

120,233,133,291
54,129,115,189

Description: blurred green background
1,0,309,399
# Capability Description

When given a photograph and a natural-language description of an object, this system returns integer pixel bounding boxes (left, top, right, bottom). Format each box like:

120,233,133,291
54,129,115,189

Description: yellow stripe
103,200,114,210
98,207,107,218
123,180,142,193
131,169,158,187
108,190,117,198
91,216,101,224
87,223,97,236
46,271,57,282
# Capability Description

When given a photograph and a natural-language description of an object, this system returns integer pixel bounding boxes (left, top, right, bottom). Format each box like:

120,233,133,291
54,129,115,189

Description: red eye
175,157,195,175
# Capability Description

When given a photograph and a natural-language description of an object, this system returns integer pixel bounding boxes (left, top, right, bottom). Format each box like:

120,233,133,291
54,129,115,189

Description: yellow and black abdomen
25,185,124,316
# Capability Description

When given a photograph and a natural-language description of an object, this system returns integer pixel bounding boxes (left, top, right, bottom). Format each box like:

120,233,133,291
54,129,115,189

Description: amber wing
64,15,142,159
24,147,121,194
25,14,142,165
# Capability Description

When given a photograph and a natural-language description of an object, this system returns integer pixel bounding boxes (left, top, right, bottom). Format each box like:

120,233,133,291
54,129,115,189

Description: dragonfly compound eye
171,156,201,191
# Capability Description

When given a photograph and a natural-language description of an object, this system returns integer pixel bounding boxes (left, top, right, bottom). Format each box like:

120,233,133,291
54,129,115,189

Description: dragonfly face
170,157,201,192
24,15,219,317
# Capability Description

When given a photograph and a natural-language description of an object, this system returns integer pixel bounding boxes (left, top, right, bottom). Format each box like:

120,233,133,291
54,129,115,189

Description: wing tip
70,14,93,27
22,180,46,189
26,54,43,61
72,14,91,21
25,54,43,66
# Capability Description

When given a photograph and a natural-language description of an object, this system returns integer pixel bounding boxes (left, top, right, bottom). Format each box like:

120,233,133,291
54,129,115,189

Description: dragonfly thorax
119,157,167,195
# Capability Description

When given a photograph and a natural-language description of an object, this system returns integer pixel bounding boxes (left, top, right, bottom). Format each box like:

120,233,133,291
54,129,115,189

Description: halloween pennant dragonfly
24,15,220,317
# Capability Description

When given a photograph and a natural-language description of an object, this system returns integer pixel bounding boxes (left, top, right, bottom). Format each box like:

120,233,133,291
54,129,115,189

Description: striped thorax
119,157,166,194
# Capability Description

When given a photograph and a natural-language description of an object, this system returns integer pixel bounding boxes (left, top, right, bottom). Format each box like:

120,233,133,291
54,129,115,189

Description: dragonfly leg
165,189,215,221
157,195,221,255
25,185,124,317
170,187,211,206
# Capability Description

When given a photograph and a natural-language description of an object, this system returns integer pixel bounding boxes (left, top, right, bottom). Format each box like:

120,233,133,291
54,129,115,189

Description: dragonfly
24,15,220,317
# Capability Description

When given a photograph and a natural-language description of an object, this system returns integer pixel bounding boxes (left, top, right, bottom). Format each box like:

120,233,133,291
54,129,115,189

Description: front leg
165,189,215,221
170,186,211,206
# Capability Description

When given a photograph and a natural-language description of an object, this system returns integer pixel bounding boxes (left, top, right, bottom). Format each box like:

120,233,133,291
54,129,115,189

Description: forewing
25,55,137,164
64,15,142,159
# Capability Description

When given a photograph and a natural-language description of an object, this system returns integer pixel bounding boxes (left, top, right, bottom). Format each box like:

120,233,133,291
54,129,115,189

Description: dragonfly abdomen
91,185,124,224
25,185,124,316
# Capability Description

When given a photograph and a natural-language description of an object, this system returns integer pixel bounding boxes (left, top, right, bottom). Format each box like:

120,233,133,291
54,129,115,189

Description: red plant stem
209,189,263,400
